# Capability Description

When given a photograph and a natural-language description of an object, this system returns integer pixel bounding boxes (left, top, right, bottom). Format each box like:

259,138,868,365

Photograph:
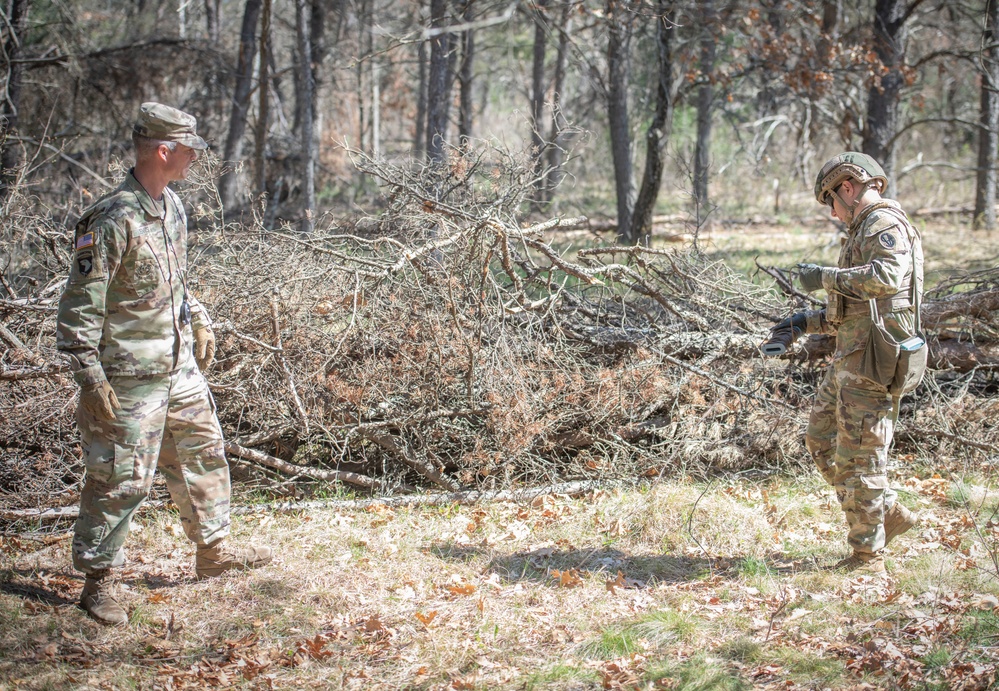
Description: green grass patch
761,645,847,686
521,663,599,689
645,653,750,690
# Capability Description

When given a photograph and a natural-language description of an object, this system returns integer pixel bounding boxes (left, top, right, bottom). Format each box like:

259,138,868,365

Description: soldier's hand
761,312,807,357
795,263,825,293
80,380,121,421
194,324,216,371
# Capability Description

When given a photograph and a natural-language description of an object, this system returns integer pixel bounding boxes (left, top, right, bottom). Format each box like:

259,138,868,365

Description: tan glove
194,324,216,371
80,380,121,421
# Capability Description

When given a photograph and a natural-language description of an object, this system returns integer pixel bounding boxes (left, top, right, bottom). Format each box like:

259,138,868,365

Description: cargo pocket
82,419,142,486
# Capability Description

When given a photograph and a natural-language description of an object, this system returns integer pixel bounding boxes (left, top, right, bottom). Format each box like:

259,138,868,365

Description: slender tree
426,0,454,165
457,0,475,146
220,0,263,210
974,0,998,231
543,1,572,206
529,0,549,204
863,0,909,196
606,0,635,243
0,0,30,200
631,2,676,243
693,0,715,223
204,0,221,43
253,0,272,202
295,0,316,233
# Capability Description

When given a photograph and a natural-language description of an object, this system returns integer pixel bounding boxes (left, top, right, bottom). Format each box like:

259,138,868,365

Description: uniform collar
125,170,167,220
850,198,901,233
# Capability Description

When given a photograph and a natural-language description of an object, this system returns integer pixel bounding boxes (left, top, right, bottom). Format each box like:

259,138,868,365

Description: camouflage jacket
57,171,210,386
804,199,923,359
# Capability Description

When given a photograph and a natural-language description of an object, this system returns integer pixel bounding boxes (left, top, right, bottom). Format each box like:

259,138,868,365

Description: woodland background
1,0,998,512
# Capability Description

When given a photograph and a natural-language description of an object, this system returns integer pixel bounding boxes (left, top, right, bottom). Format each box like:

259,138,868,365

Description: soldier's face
165,144,199,182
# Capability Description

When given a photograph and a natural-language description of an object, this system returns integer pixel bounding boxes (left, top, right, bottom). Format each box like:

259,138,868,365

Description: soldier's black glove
795,263,825,293
761,313,807,357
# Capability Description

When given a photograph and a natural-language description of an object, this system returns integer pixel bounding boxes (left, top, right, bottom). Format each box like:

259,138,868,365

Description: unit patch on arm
69,227,107,283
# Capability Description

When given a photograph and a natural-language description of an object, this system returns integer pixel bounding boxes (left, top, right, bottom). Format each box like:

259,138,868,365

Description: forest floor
2,217,999,689
2,466,998,690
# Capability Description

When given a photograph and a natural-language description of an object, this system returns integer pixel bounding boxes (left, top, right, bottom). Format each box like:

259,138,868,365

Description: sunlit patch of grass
959,609,999,646
521,662,599,689
645,653,751,690
717,635,761,663
760,645,846,686
922,645,952,670
737,556,771,579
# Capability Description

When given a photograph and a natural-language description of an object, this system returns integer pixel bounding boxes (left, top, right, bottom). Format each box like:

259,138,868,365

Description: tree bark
0,0,30,199
974,0,999,232
606,0,634,243
414,37,428,159
693,0,715,225
295,0,316,233
426,0,453,165
863,0,907,197
457,0,475,147
219,0,262,211
631,2,675,244
543,3,572,206
253,0,272,202
529,0,549,205
204,0,221,43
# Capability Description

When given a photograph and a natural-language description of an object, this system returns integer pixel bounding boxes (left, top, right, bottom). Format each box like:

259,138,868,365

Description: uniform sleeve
188,293,212,329
819,214,912,300
804,308,835,335
56,216,127,386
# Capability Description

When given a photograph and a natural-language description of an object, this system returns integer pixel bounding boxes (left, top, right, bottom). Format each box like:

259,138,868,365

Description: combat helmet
814,152,887,206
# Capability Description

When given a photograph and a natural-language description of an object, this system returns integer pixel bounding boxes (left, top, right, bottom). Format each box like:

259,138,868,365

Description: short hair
132,132,177,158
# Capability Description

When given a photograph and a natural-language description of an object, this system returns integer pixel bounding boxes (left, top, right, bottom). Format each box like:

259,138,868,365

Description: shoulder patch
879,232,896,249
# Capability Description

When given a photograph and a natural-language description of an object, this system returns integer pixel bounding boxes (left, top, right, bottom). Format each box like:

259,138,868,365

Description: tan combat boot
884,503,917,547
196,538,273,579
79,569,128,626
832,551,886,575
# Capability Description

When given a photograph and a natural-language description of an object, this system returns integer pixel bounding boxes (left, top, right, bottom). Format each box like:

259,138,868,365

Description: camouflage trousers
805,349,898,556
73,357,231,574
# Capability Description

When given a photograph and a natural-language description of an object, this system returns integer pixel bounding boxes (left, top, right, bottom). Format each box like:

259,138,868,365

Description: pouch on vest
859,300,927,396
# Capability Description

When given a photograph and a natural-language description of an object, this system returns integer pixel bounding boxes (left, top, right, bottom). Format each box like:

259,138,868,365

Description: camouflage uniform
57,172,231,574
801,199,923,557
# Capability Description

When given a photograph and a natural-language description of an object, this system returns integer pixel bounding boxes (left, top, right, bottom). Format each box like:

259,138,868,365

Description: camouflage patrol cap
814,152,887,205
133,102,208,150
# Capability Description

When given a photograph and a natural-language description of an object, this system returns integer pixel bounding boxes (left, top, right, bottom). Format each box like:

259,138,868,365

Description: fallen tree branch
359,430,461,491
230,479,610,514
224,441,378,490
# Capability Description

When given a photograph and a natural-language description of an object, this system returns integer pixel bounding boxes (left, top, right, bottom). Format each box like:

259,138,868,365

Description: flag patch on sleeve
76,232,95,249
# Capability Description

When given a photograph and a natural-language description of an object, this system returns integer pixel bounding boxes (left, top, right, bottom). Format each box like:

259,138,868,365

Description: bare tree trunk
204,0,221,43
253,0,272,202
693,0,715,224
529,0,549,205
863,0,907,197
606,0,634,243
631,2,675,244
426,0,453,165
543,3,572,206
0,0,29,200
456,0,475,147
414,37,428,159
220,0,262,211
295,0,316,233
974,0,999,232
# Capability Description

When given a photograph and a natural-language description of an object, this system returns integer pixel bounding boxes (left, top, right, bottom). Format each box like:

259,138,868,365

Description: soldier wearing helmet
764,151,925,575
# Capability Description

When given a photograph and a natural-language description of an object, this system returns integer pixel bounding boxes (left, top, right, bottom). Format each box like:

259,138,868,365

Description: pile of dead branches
2,145,998,515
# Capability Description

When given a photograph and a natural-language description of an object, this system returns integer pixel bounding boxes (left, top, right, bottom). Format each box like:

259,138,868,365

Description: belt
841,296,914,317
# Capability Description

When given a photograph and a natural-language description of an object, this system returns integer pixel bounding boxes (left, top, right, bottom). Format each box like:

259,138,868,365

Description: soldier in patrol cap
763,152,924,575
57,102,272,626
